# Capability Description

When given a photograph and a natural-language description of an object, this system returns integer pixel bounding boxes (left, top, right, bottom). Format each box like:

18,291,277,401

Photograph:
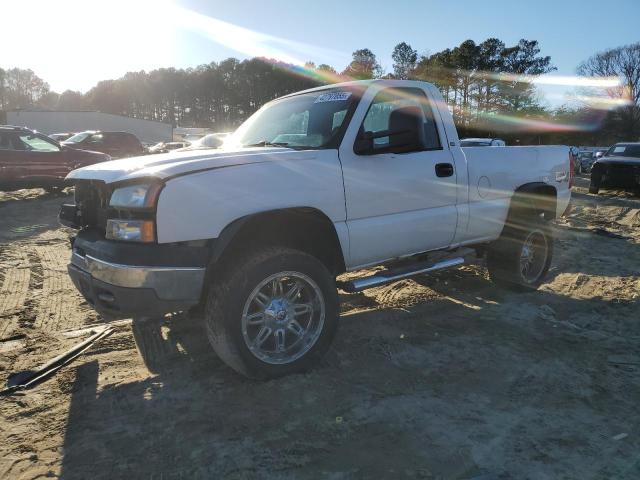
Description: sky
2,0,639,107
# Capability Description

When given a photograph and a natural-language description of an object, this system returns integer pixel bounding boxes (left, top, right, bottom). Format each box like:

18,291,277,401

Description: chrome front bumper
71,252,206,302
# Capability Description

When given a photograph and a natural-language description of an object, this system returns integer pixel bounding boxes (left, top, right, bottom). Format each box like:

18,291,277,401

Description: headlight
106,219,155,242
109,183,162,209
106,182,161,242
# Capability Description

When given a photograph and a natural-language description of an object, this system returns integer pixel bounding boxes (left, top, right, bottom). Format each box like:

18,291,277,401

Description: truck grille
74,180,112,230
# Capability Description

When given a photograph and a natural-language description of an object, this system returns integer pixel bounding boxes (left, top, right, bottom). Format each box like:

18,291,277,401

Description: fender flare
508,182,558,220
209,207,346,270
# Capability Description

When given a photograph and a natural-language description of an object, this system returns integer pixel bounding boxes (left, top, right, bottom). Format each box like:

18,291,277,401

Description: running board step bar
338,257,465,293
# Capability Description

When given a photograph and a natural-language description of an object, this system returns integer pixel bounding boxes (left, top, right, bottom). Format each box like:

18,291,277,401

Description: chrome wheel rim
519,230,548,283
241,271,325,365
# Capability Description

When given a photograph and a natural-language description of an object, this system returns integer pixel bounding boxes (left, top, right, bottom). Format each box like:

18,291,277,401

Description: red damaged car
0,125,110,192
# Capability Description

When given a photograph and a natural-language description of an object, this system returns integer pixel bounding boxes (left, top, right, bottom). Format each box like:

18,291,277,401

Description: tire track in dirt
34,241,93,332
17,248,45,331
0,248,31,338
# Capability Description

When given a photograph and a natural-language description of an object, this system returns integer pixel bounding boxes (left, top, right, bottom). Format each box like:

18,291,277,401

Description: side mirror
354,127,421,155
354,131,374,155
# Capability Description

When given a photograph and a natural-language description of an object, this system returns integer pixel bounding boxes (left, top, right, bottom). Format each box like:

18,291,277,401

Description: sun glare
0,0,627,118
1,0,177,92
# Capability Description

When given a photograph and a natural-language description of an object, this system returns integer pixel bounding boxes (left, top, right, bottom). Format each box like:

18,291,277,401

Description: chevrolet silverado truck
60,80,572,379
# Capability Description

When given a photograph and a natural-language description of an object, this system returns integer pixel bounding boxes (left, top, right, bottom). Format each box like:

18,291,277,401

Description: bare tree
0,68,51,110
578,42,640,139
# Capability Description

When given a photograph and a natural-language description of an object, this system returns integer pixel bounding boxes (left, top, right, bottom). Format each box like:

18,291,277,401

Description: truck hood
66,146,298,184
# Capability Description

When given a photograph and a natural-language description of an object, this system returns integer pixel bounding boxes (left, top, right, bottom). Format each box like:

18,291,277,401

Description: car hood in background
65,147,111,164
66,147,306,184
595,156,640,166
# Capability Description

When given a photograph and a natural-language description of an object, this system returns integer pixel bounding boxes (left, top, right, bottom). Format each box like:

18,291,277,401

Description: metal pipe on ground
0,326,114,397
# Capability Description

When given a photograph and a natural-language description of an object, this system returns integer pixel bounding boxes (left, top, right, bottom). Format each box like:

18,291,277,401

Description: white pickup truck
60,80,572,378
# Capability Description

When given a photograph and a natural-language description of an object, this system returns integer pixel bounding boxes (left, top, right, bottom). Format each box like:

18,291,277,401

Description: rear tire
204,247,339,379
487,214,553,291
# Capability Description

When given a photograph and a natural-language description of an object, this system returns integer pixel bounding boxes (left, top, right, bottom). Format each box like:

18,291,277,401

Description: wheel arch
507,182,558,222
210,207,347,277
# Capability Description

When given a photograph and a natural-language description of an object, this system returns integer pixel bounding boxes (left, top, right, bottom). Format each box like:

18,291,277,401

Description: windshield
64,132,91,143
605,144,640,158
226,87,362,150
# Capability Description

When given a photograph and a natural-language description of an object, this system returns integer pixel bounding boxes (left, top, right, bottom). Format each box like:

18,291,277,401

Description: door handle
435,163,454,177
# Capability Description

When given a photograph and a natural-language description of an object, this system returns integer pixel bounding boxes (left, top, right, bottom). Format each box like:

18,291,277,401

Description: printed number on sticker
314,92,352,103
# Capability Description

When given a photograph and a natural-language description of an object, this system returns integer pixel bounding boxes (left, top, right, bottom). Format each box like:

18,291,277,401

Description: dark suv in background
62,131,144,158
0,125,110,192
589,143,640,194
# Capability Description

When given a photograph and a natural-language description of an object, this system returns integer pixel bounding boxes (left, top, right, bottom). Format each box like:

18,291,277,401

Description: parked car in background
49,132,76,142
0,125,110,192
460,138,506,147
148,141,191,154
177,132,230,151
589,142,640,194
578,151,595,173
577,147,609,173
593,149,607,161
62,131,144,158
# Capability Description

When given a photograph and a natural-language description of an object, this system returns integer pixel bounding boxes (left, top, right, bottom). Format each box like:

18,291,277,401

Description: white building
5,110,173,144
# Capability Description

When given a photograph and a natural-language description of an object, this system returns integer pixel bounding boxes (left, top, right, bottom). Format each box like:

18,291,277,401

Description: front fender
155,151,346,244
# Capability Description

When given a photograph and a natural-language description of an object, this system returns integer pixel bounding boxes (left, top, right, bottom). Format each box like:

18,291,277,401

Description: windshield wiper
245,140,290,148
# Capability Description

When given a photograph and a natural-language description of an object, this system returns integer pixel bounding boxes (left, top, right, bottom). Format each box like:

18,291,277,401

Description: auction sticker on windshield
314,91,352,103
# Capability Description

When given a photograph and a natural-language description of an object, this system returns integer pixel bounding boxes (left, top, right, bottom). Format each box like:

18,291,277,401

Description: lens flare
480,72,621,88
170,5,348,69
168,5,628,135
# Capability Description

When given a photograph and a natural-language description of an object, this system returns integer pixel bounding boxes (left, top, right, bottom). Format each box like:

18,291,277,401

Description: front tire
204,247,339,379
589,171,601,194
487,215,553,291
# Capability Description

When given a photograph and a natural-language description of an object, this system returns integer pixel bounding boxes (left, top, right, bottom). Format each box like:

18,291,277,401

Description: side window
88,134,104,145
18,134,60,152
358,87,441,154
125,134,140,147
0,132,15,150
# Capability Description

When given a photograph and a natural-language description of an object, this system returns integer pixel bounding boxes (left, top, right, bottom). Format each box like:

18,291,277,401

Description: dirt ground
1,176,639,479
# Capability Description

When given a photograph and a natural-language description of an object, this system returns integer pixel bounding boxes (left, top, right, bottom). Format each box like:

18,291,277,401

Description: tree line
1,39,639,144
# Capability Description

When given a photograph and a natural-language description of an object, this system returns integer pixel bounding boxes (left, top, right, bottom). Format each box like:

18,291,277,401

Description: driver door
9,133,68,185
339,86,459,267
0,131,33,185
